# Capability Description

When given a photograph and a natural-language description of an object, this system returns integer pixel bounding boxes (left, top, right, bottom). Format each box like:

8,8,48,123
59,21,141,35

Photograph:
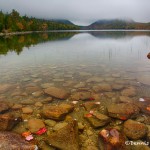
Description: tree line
0,9,79,33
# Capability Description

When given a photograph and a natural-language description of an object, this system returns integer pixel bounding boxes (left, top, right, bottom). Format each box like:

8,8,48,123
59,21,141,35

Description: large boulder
107,103,140,120
123,119,148,140
0,113,21,131
0,101,10,113
46,120,79,150
27,119,45,133
44,87,70,99
85,112,110,128
0,131,37,150
42,103,74,120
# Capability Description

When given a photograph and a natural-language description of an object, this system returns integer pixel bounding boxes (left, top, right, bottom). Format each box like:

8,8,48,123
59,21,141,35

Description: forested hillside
0,10,79,33
85,19,150,30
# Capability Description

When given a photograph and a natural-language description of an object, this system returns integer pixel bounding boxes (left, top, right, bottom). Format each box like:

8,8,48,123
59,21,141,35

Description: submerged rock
0,131,37,150
0,84,13,94
0,113,21,131
98,128,127,150
107,103,140,120
137,75,150,86
123,119,148,140
119,96,133,103
42,103,74,120
71,92,92,101
46,120,79,150
22,107,33,114
44,87,70,99
86,77,104,83
0,101,10,113
83,101,100,111
85,112,110,128
12,104,23,110
44,120,56,127
93,84,112,92
27,119,45,133
53,122,68,131
121,87,136,97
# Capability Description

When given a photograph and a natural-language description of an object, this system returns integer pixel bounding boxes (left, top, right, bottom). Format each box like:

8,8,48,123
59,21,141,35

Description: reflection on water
0,31,150,149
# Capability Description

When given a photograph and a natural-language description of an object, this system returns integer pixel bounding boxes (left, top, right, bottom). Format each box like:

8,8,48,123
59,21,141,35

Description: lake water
0,31,150,149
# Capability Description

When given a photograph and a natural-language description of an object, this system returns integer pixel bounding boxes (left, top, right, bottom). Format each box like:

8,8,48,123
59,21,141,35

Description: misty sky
0,0,150,25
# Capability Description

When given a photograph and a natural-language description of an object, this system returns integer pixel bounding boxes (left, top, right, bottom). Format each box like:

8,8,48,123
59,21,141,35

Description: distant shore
1,29,150,36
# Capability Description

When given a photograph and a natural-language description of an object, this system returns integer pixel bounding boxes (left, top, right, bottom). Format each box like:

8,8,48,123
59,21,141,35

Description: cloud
0,0,150,25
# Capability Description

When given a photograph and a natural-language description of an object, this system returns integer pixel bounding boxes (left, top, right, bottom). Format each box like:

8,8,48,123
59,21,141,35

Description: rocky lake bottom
0,31,150,150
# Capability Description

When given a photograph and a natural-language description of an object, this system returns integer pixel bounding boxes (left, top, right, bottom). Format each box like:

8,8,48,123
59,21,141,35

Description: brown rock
85,112,111,128
119,96,133,103
98,128,127,150
42,103,74,120
27,119,45,133
0,84,13,94
22,107,33,114
0,113,21,131
35,102,43,107
112,84,124,90
83,102,100,111
123,119,148,140
46,120,79,150
0,131,37,150
93,84,112,92
0,101,10,113
86,77,104,83
12,104,23,110
20,99,35,105
44,87,70,99
107,103,140,120
121,87,136,97
32,91,43,97
147,52,150,59
71,92,91,101
25,86,41,94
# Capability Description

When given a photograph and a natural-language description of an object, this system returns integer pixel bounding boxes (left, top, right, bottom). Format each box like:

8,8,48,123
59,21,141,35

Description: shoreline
0,29,150,36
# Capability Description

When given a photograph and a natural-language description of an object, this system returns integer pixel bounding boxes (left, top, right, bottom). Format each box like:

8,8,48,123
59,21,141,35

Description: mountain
83,19,150,30
49,19,75,25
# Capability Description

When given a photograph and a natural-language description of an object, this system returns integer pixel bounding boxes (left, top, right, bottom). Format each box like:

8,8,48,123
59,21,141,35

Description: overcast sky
0,0,150,25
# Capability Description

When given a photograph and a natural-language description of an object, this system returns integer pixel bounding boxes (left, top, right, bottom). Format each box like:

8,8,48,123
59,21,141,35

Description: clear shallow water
0,31,150,149
0,31,150,87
